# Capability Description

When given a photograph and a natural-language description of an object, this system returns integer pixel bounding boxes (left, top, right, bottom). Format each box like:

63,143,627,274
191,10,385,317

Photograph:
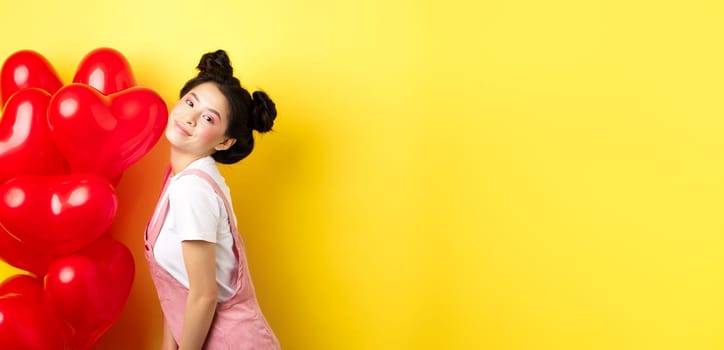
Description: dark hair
180,49,276,164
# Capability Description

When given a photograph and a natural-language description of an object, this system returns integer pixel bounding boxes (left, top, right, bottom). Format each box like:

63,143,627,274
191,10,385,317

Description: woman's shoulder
171,157,232,203
172,168,227,198
169,174,216,200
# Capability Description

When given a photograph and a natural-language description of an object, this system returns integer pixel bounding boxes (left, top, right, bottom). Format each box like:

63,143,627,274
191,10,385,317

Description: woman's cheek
195,126,216,142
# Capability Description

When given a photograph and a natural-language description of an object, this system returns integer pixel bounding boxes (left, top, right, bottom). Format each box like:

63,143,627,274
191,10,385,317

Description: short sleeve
167,175,221,242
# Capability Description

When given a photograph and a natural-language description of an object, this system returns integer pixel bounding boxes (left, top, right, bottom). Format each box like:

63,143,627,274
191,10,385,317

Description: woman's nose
183,114,196,125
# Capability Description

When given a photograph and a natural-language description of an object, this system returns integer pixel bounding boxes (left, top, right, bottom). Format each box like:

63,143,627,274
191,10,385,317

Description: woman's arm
179,240,218,350
161,318,178,350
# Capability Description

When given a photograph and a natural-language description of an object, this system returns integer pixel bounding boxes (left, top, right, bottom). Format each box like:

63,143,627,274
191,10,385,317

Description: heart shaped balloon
0,174,117,255
0,275,65,350
0,225,56,276
73,47,136,95
0,50,63,106
0,274,44,303
48,83,168,181
44,237,134,350
0,88,68,184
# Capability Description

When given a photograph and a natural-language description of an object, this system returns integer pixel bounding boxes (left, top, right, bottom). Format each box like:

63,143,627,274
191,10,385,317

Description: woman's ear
215,138,237,151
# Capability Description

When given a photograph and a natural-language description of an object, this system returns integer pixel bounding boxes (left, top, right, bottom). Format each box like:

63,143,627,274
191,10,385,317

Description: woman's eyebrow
190,92,222,119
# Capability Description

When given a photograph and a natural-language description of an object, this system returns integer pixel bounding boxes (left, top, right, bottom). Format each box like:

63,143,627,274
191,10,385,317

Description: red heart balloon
0,274,44,302
0,225,56,276
0,88,68,184
44,237,134,350
0,50,63,106
47,83,168,181
0,275,65,350
73,47,136,95
0,174,117,255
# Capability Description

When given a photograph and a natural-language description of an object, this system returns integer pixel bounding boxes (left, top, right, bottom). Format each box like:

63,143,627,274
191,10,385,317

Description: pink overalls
144,168,280,349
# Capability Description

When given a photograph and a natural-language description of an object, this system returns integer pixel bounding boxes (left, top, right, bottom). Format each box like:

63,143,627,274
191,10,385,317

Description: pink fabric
145,167,280,349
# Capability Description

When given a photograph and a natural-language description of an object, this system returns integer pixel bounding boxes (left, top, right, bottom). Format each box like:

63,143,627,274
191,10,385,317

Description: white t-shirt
153,156,238,301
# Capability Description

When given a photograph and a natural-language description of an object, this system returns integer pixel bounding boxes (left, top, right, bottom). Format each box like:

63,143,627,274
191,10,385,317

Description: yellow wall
0,0,723,349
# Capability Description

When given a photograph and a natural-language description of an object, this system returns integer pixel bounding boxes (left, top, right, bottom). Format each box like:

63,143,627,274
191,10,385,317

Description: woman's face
165,82,236,157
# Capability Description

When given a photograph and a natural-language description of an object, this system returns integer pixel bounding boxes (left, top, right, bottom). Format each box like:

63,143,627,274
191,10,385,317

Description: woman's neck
169,148,210,175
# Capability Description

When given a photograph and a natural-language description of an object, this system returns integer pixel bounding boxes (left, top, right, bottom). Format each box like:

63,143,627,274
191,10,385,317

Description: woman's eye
185,99,194,107
202,114,214,123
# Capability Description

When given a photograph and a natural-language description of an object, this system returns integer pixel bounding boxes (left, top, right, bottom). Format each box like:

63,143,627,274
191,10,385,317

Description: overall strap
146,166,173,242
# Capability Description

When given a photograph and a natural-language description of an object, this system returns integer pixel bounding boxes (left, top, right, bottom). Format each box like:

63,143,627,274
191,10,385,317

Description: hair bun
196,49,233,78
249,91,277,133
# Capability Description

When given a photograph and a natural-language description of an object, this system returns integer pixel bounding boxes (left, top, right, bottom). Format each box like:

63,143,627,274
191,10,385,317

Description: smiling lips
174,121,191,136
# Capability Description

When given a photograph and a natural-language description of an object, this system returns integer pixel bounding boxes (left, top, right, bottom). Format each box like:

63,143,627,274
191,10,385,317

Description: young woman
144,49,280,349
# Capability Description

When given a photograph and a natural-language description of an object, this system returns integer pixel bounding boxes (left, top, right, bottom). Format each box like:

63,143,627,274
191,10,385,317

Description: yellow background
0,0,722,349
